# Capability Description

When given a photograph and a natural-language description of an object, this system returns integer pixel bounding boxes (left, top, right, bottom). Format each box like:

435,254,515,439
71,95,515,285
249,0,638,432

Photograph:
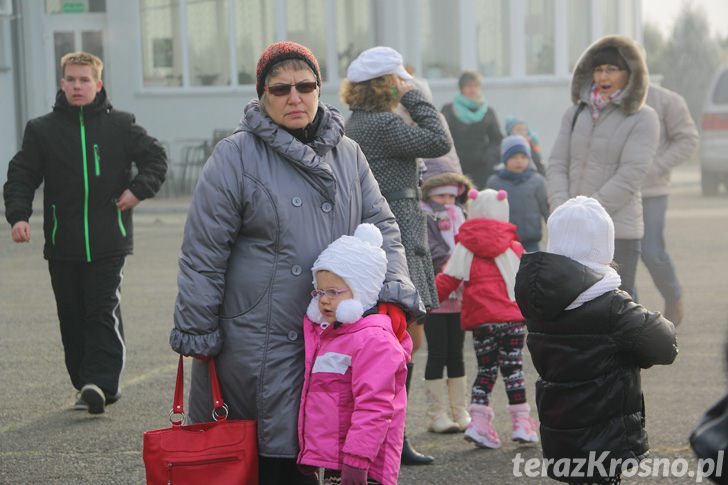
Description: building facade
0,0,642,189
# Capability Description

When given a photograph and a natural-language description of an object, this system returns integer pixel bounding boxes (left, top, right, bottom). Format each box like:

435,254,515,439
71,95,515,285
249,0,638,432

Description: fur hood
421,171,474,205
571,35,649,115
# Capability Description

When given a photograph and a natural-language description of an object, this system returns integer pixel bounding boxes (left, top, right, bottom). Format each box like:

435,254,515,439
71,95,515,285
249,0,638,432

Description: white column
459,0,477,71
554,0,568,77
510,0,525,78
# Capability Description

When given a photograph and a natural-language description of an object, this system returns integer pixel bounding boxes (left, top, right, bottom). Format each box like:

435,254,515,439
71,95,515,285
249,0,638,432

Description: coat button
321,201,333,213
287,331,298,341
291,265,302,276
292,197,302,207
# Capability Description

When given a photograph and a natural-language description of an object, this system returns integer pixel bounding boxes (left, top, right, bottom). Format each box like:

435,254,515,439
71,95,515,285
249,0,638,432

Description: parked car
700,66,728,196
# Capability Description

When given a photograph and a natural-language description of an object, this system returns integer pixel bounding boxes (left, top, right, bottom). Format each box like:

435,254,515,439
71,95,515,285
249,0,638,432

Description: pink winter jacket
297,313,412,485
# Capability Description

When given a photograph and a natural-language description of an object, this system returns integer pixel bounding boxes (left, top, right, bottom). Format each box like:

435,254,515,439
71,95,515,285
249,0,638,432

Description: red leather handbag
143,356,258,485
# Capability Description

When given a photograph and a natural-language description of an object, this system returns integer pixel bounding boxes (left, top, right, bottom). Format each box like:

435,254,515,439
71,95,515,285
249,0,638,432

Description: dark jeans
641,195,682,303
423,312,466,380
613,238,641,300
48,256,126,396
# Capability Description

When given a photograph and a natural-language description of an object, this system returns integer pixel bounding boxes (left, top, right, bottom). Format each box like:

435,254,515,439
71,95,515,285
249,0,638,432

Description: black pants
423,312,465,380
48,256,126,397
258,456,318,485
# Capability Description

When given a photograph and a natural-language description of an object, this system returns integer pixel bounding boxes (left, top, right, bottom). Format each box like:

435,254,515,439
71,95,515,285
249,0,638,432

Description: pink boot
464,404,501,449
508,403,539,443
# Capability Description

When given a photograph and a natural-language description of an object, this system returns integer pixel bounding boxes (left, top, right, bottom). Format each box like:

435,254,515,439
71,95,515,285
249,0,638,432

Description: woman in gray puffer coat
547,35,659,299
169,42,423,484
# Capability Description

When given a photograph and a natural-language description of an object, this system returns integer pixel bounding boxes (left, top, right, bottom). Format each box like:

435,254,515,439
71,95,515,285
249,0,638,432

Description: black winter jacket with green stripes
3,88,167,262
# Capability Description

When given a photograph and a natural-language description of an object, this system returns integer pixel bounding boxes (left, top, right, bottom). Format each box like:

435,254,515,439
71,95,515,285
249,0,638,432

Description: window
187,0,230,86
421,0,460,78
713,70,728,105
235,0,275,85
335,0,373,79
474,0,509,77
140,0,182,87
286,0,327,80
525,0,554,75
568,0,591,71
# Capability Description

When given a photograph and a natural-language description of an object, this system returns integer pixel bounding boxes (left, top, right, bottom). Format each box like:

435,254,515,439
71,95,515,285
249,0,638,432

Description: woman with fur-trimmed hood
546,35,659,300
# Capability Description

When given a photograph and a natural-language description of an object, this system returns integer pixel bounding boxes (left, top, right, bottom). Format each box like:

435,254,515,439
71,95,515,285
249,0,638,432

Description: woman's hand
396,77,414,98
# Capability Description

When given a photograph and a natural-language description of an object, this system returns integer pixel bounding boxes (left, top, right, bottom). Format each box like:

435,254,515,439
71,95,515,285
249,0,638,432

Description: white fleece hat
307,224,388,324
547,196,615,265
346,46,414,83
468,188,510,222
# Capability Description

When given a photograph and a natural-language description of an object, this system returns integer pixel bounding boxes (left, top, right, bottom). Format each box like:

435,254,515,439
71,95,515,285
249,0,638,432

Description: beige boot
425,379,460,433
447,377,471,431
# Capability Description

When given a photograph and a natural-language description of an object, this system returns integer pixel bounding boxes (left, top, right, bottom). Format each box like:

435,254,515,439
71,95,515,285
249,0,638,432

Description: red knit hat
256,41,321,98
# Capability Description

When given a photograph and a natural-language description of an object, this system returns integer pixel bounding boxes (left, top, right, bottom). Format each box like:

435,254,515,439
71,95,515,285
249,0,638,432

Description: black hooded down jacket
4,88,167,262
515,252,677,482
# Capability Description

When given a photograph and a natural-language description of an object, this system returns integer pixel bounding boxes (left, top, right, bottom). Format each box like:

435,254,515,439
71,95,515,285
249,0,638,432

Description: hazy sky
642,0,728,38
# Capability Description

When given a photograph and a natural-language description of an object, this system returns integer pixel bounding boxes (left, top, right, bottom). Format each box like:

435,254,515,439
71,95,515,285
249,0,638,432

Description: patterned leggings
471,322,526,406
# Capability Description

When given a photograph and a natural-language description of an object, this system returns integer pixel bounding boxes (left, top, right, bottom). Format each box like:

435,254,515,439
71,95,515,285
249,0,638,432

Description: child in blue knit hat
504,116,545,175
486,135,549,252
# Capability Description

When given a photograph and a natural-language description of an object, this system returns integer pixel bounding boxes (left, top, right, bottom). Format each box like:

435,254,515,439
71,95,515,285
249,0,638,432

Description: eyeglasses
265,81,318,97
593,66,624,76
311,288,350,299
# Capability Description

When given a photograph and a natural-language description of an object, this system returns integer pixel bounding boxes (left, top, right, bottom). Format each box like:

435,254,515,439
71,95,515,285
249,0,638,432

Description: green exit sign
62,2,86,13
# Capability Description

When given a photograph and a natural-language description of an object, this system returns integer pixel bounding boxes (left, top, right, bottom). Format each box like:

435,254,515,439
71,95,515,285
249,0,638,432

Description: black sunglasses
266,81,318,97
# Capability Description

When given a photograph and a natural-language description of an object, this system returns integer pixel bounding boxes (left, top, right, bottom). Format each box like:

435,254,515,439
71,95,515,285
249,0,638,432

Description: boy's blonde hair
60,51,104,81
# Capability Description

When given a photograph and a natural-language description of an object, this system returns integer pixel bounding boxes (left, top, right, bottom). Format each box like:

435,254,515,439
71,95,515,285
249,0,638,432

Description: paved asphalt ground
1,162,727,484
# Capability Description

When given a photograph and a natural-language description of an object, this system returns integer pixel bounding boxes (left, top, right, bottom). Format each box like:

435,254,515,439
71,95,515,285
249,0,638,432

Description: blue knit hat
500,135,531,166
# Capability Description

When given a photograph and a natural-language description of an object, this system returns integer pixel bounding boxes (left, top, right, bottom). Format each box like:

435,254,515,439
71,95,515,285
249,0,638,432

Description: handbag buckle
169,408,186,426
212,403,229,422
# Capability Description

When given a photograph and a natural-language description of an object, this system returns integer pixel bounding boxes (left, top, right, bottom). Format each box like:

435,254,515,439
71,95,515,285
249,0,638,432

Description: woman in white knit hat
298,224,411,485
515,196,677,484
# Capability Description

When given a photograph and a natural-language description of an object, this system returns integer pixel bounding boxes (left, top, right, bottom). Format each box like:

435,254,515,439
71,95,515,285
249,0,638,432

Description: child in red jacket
436,188,538,449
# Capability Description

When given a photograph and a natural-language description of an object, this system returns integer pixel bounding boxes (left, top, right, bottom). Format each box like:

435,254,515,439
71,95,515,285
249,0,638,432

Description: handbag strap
169,355,228,426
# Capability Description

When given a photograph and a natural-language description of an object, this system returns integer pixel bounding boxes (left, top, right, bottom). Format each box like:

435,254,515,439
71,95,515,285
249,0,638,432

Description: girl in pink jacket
298,224,412,485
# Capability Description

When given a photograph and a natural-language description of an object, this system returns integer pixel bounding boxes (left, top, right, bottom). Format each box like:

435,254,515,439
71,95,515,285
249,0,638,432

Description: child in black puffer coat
515,196,678,484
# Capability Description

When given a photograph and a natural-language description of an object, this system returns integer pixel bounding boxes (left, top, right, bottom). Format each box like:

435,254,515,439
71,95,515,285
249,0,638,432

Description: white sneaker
80,384,106,415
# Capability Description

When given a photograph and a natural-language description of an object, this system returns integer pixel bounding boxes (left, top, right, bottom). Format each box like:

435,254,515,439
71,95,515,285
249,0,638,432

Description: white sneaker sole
80,384,106,415
464,428,501,449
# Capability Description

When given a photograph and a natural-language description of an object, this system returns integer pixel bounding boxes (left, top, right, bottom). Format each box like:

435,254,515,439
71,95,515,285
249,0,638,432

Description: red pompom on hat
256,41,322,98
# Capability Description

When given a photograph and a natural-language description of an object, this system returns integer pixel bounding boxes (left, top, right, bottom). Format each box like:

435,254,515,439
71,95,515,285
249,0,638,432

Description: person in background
419,154,474,434
487,135,549,252
436,189,539,450
342,45,452,466
3,51,167,415
298,224,411,485
504,116,545,175
515,196,678,484
546,35,660,299
441,70,504,188
170,41,422,485
639,84,699,326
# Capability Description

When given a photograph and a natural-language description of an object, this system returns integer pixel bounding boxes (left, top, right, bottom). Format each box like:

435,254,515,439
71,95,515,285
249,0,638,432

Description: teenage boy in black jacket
3,51,167,414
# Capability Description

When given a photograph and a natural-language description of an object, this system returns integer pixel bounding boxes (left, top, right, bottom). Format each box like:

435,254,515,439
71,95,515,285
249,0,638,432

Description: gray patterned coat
345,90,452,309
169,100,423,458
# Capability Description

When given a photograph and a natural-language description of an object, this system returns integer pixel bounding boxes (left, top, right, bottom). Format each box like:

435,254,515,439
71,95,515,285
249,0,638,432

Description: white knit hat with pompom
307,224,388,324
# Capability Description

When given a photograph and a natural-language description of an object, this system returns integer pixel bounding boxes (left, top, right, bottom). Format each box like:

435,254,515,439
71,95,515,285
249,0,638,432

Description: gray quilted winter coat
170,99,423,458
547,35,659,239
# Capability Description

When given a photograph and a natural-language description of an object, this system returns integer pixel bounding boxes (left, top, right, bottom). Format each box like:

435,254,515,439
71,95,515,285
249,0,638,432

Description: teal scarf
453,94,489,124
